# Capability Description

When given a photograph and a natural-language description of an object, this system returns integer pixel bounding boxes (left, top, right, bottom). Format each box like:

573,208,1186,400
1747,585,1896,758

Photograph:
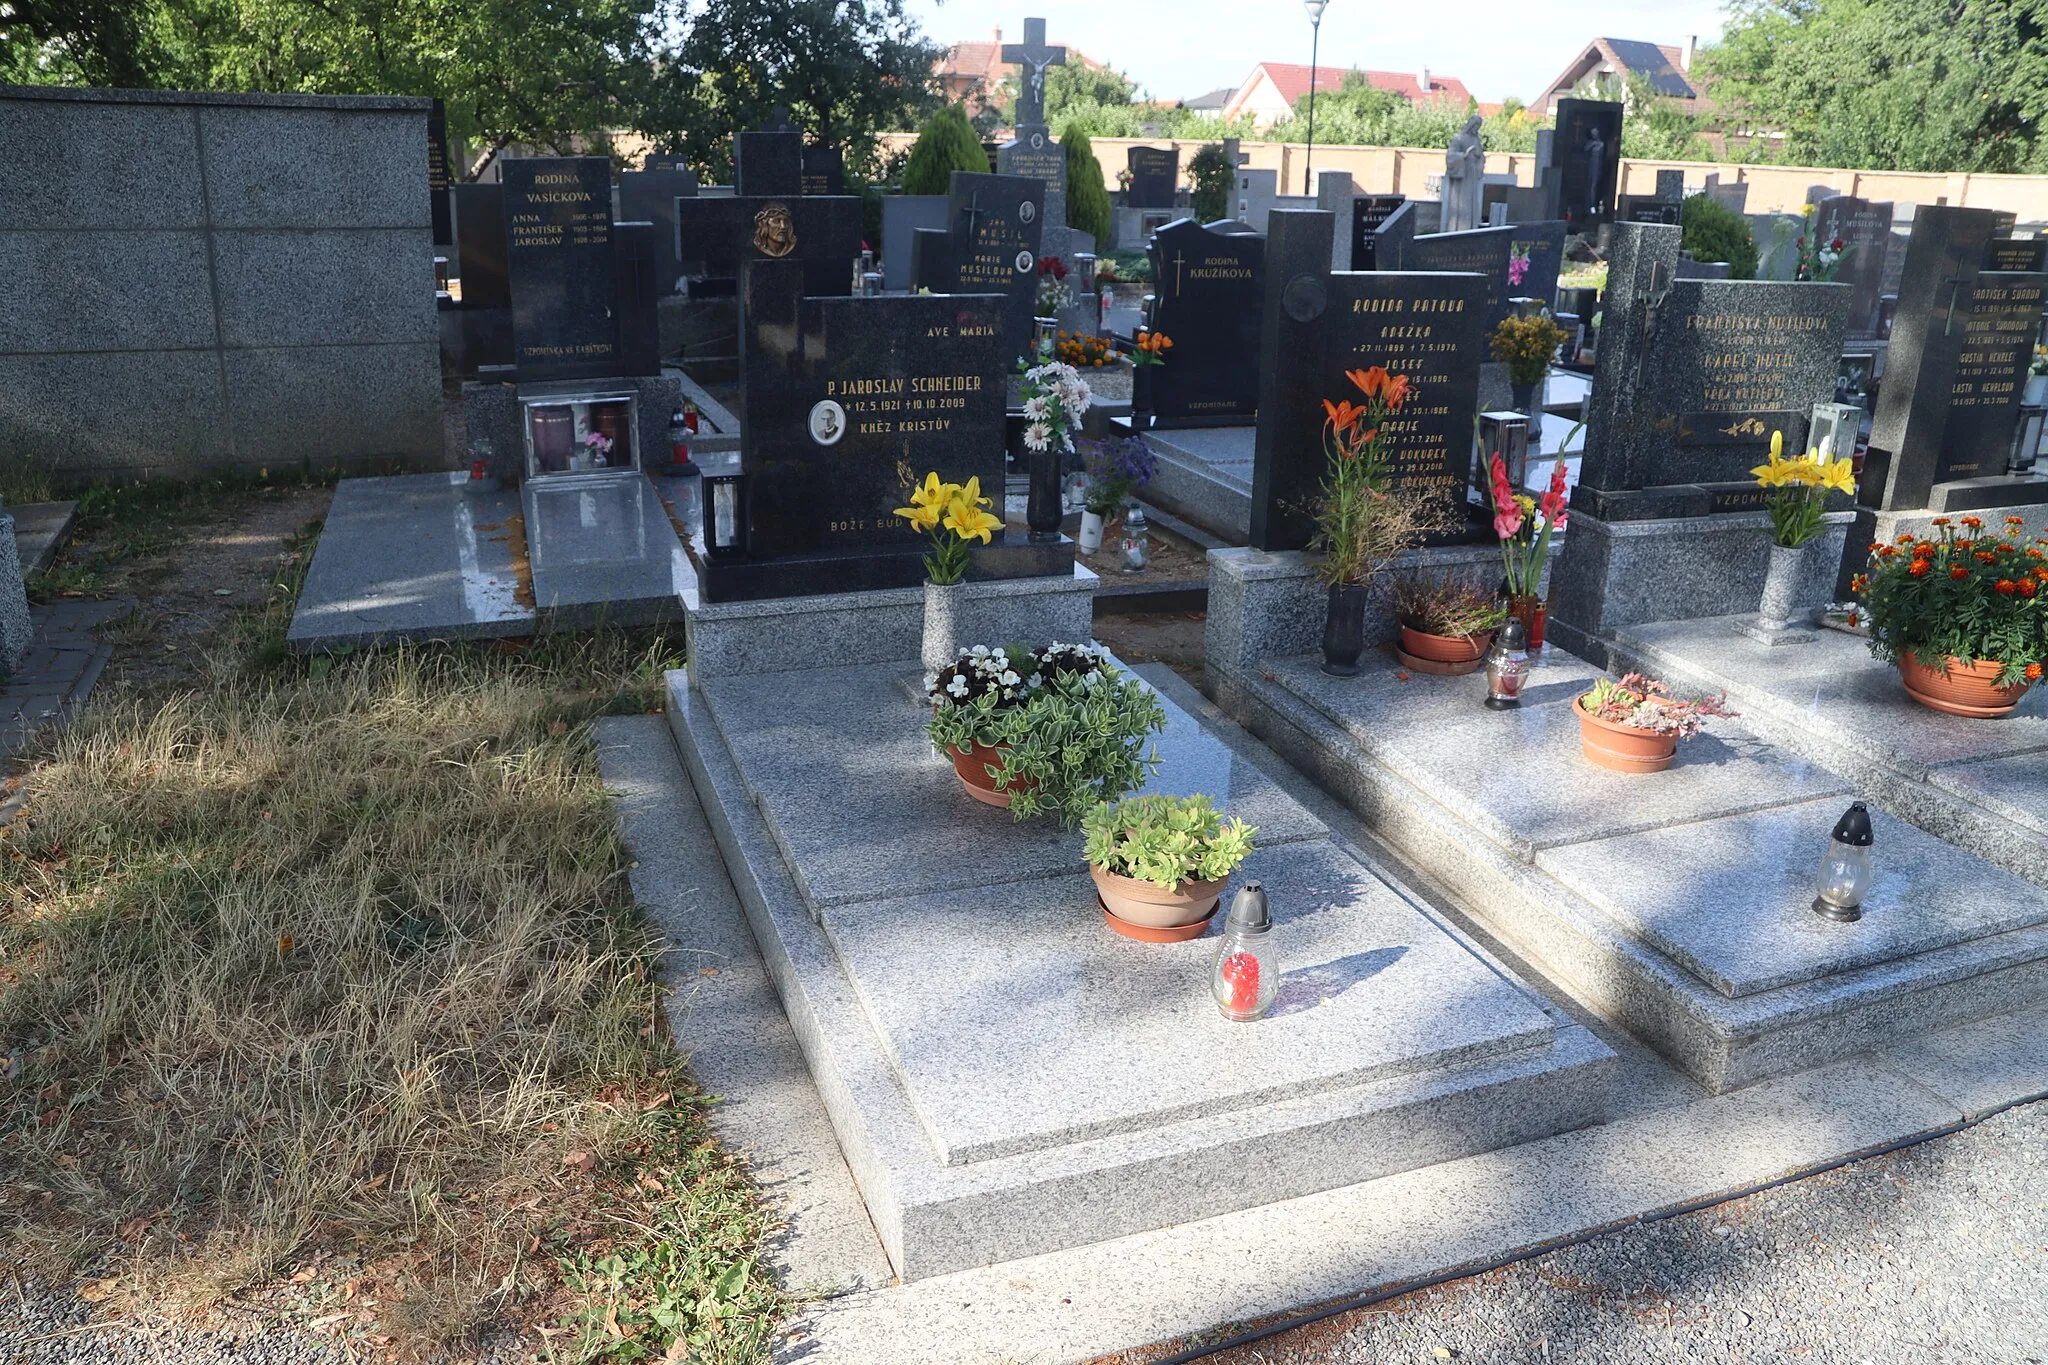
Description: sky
901,0,1735,107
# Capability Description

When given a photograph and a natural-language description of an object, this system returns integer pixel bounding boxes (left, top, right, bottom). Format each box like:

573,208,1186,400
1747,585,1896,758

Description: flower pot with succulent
1855,514,2048,717
925,643,1166,823
1750,430,1857,635
1312,366,1457,676
1483,439,1574,651
1078,433,1157,555
1019,360,1094,540
1576,672,1736,774
898,471,1007,673
1128,329,1171,429
1082,793,1257,942
1390,573,1508,675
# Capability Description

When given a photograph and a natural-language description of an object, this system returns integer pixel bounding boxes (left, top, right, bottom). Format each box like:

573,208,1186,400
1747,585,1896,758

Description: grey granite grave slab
826,836,1557,1165
7,501,76,576
1271,657,1848,863
1539,799,2048,998
521,473,690,629
287,472,533,651
1203,577,2048,1091
698,661,1326,912
1117,423,1256,542
668,656,1614,1277
0,509,27,673
1928,755,2048,839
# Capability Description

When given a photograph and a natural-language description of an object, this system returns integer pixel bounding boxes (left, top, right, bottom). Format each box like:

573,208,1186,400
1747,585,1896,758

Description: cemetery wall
879,132,2048,223
0,85,444,483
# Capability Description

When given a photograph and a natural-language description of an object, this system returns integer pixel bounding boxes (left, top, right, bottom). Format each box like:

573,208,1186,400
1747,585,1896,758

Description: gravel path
1151,1098,2047,1365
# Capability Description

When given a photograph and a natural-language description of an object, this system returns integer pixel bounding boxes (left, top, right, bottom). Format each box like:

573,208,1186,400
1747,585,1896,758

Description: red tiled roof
1250,62,1476,110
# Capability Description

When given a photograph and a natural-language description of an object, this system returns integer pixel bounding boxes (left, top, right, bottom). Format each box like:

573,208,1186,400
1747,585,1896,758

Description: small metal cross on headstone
960,189,986,244
1937,247,1976,338
1001,17,1066,129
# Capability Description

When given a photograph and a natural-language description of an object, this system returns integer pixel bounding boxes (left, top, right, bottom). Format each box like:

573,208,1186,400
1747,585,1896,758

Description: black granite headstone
942,171,1045,367
1127,147,1179,211
1575,221,1852,521
618,166,700,297
503,157,621,381
1549,99,1623,236
1147,218,1264,426
801,145,848,197
1937,270,2048,483
1350,195,1405,270
1249,210,1488,551
735,128,803,197
427,99,453,247
1986,236,2048,274
910,226,953,294
1812,195,1894,337
674,193,863,300
1401,222,1567,334
612,221,661,377
1625,197,1684,226
452,183,510,309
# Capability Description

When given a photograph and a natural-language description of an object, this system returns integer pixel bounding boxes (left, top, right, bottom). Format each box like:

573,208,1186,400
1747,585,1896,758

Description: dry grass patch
1,631,785,1362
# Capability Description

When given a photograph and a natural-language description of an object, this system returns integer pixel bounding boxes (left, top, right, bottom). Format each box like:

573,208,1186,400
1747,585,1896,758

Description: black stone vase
1130,364,1155,431
1027,432,1065,542
1510,379,1542,455
1321,582,1370,677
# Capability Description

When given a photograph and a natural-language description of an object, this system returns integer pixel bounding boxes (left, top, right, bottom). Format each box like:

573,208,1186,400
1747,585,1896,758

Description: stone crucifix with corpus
1002,17,1066,129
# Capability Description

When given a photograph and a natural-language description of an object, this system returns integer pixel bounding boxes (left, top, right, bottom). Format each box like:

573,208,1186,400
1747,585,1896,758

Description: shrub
1390,574,1508,638
1062,124,1112,242
1189,142,1234,223
1681,194,1759,280
900,104,989,196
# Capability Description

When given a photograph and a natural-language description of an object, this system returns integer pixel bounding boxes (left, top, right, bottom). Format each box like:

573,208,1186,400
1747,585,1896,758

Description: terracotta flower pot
1897,653,2034,718
1576,697,1680,773
1090,864,1228,942
1395,623,1494,676
948,741,1032,807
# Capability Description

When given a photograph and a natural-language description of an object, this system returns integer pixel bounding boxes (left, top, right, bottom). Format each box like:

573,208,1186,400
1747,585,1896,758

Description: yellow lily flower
1751,458,1786,487
1770,430,1784,461
1816,455,1857,494
943,498,1002,544
895,471,951,533
955,475,992,512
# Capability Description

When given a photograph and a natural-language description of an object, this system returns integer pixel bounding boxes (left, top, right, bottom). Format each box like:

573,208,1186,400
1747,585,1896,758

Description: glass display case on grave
520,392,641,481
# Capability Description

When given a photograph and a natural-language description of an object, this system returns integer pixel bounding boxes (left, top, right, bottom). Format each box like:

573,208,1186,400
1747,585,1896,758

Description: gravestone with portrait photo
937,170,1046,368
702,256,1072,602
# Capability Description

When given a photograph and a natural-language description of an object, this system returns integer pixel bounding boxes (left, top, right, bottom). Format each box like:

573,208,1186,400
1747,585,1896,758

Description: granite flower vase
922,580,968,676
1897,654,2033,719
1131,365,1155,430
1321,583,1370,677
1756,540,1829,631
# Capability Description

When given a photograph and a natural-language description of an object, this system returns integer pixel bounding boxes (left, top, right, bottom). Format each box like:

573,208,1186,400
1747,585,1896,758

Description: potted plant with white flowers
925,643,1165,824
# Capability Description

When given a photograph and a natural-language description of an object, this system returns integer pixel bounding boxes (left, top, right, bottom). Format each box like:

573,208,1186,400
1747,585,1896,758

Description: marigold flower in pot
1082,793,1256,942
1854,515,2048,717
1575,673,1736,774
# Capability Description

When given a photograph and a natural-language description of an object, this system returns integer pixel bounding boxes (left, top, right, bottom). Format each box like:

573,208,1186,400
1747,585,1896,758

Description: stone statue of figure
1443,114,1485,233
1022,57,1052,126
1581,125,1608,216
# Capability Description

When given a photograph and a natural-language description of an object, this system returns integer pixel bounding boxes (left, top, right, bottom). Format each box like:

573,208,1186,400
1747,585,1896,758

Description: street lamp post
1303,0,1329,195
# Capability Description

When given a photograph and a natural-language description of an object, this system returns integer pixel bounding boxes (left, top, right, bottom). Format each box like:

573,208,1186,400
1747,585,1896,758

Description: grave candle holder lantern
1483,616,1529,709
1120,504,1150,572
701,460,747,562
1812,801,1874,923
1211,883,1277,1022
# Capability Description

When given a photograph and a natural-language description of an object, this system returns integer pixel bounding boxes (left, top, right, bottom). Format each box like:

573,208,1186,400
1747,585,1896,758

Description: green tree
1062,123,1112,242
1620,71,1709,161
1681,193,1759,279
2,0,161,85
899,102,989,194
1702,0,2048,172
996,57,1138,125
638,0,941,183
1188,142,1232,223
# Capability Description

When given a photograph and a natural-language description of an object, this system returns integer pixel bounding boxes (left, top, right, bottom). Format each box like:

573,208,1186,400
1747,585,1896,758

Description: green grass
1,482,786,1362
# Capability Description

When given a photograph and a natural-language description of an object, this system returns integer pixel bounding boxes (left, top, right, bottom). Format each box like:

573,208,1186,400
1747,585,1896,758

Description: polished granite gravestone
1350,195,1405,270
1249,210,1488,552
1612,616,2048,889
1812,195,1894,339
801,144,846,197
881,196,949,291
666,643,1612,1279
1127,146,1178,211
448,183,513,375
618,164,700,299
1147,218,1264,426
503,157,623,382
1549,98,1622,236
287,473,534,650
520,473,692,628
1379,221,1567,335
1202,549,2048,1093
940,171,1045,368
672,191,863,302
